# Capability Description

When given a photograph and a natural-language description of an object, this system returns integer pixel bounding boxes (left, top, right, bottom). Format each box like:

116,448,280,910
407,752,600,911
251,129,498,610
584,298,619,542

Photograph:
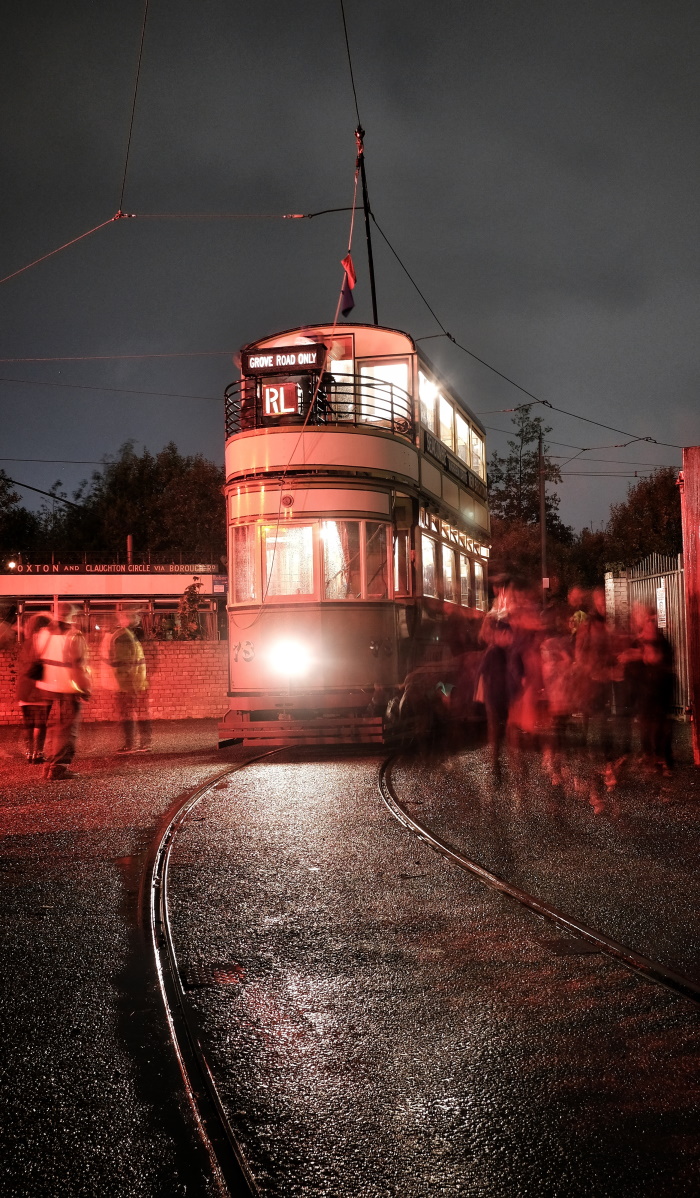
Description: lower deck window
459,554,470,605
421,534,437,598
233,524,256,603
365,522,389,599
442,545,459,603
263,525,314,596
474,561,486,610
322,520,361,599
393,530,410,597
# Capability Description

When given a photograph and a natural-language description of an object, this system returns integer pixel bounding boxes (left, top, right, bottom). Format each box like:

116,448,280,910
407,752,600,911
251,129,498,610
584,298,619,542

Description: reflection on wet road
168,754,700,1197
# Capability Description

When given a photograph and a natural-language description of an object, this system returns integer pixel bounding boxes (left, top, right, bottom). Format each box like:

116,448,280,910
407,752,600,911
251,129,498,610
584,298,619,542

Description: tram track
146,753,283,1198
379,753,700,1008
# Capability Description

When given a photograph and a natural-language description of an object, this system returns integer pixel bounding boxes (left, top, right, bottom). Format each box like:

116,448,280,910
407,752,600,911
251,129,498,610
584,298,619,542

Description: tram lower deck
219,322,490,745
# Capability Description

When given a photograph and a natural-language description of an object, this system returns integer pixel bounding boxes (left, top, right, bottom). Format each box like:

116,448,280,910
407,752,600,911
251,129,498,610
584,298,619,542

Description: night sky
2,0,698,531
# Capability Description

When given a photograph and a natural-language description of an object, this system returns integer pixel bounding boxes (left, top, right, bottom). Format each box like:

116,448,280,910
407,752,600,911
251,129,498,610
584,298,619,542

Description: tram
219,322,490,745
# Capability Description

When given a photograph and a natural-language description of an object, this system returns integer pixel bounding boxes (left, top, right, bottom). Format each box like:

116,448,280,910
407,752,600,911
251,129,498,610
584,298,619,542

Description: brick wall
0,640,230,724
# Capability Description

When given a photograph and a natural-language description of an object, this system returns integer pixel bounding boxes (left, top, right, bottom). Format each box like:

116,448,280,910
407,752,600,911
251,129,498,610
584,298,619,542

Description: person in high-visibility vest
108,610,152,753
35,603,91,781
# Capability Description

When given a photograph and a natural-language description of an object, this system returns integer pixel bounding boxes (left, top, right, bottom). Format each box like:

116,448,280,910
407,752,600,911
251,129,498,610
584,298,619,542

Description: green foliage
0,469,40,560
32,442,226,563
487,410,572,543
177,578,204,639
604,468,682,566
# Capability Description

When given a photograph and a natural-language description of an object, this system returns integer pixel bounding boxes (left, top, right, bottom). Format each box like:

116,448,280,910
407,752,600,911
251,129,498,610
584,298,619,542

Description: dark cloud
1,0,697,530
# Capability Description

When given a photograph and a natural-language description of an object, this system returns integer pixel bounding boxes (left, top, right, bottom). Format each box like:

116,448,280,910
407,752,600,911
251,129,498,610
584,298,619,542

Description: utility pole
539,432,548,604
680,447,700,765
356,126,378,326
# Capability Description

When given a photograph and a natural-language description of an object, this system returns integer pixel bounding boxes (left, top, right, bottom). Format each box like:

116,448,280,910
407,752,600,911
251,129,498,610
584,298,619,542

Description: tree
0,470,40,561
604,468,682,567
487,410,572,542
44,442,226,563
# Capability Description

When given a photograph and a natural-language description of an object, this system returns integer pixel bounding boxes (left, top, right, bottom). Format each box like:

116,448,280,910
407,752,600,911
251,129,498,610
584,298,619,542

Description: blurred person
574,586,617,793
35,603,91,781
479,574,511,646
567,586,589,642
540,609,576,786
476,620,520,782
636,617,676,776
15,612,52,762
506,581,545,749
108,610,152,753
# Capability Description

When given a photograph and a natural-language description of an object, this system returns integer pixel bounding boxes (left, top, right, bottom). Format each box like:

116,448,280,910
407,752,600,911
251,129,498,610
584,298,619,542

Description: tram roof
238,322,485,435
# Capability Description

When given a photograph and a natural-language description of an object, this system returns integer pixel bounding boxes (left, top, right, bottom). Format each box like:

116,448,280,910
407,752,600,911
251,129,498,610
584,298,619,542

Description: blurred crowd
389,578,678,807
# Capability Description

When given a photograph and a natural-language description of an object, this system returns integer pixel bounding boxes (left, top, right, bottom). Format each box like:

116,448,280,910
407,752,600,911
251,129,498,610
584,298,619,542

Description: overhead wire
0,377,221,402
0,352,234,362
118,0,150,213
371,216,685,451
4,478,82,509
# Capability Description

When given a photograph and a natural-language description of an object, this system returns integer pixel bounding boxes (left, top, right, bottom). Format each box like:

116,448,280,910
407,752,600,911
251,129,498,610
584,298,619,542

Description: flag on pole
340,252,356,316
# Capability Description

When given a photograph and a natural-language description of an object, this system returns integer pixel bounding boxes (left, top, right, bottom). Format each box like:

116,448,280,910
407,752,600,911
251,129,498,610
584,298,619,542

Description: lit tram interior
219,322,489,746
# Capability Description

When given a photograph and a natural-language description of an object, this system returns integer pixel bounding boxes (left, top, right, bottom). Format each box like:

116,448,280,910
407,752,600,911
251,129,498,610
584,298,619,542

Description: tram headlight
268,638,312,677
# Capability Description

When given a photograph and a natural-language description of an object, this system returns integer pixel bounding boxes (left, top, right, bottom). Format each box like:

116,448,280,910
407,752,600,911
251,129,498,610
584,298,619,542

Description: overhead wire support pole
539,432,548,603
356,127,379,325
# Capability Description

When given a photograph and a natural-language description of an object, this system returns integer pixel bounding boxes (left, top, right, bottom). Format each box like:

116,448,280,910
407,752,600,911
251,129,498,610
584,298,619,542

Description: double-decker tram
219,322,490,745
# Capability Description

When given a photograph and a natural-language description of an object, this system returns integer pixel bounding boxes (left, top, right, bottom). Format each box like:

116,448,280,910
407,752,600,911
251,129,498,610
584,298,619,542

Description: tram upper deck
225,323,489,544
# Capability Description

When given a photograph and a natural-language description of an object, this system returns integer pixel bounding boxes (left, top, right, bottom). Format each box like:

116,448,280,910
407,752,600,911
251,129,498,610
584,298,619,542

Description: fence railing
627,552,688,712
225,373,414,441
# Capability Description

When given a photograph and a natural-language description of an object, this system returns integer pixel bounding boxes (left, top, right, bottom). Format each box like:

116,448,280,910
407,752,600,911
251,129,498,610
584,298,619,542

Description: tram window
393,530,410,597
233,525,256,603
421,534,437,598
471,429,485,479
365,522,389,599
442,545,459,603
263,525,314,596
438,396,454,451
459,554,471,605
322,520,361,599
419,371,437,433
455,412,470,465
360,361,409,426
474,560,487,611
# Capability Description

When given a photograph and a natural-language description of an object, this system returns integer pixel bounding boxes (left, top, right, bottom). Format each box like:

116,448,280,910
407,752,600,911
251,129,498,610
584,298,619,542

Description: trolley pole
356,127,379,326
539,432,548,604
680,446,700,765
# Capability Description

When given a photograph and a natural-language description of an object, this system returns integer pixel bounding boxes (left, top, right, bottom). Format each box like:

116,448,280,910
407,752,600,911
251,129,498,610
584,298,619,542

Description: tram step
221,716,384,746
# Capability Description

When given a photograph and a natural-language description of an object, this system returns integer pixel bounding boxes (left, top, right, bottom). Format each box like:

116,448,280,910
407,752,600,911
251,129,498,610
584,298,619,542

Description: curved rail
379,754,700,1007
148,755,281,1197
225,372,414,440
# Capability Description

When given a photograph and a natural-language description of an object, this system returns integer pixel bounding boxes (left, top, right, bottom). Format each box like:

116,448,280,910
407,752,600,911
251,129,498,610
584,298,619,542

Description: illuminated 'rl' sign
264,383,298,417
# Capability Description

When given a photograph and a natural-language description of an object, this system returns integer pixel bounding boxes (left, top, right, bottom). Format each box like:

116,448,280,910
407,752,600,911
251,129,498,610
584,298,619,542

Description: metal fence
628,552,689,712
225,373,414,441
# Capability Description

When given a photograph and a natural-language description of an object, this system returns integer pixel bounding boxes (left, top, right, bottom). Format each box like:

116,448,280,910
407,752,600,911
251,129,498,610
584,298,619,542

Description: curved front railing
225,373,414,441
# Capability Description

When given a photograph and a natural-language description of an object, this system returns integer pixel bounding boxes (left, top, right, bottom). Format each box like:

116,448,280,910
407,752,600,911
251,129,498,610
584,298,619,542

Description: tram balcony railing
224,374,415,441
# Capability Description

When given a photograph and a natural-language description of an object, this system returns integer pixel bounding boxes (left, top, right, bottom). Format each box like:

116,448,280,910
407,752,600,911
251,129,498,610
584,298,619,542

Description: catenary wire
0,458,105,465
118,0,150,212
0,352,234,362
4,478,82,509
372,217,685,451
0,377,221,402
0,218,118,286
339,0,362,127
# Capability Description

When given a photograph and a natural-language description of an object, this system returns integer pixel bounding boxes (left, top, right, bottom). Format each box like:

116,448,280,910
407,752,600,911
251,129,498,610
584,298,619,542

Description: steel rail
379,755,700,1008
148,753,282,1197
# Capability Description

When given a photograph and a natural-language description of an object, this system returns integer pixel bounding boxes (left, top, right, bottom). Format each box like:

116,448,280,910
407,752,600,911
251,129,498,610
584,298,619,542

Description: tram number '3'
232,640,255,663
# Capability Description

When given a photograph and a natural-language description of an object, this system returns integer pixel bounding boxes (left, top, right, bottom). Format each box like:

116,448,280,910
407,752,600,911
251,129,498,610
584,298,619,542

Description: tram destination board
241,343,328,375
423,430,488,501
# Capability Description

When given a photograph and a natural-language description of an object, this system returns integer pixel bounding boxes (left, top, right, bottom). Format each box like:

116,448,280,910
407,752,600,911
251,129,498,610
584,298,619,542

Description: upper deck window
359,360,409,426
470,428,485,479
419,371,437,433
439,396,454,451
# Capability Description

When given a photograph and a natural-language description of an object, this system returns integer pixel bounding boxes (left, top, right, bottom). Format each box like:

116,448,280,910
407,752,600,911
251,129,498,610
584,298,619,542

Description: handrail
224,372,414,441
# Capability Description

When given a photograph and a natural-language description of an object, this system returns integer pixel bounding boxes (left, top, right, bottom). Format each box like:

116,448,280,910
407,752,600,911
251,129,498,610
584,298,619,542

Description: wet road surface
0,720,256,1198
167,750,700,1197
